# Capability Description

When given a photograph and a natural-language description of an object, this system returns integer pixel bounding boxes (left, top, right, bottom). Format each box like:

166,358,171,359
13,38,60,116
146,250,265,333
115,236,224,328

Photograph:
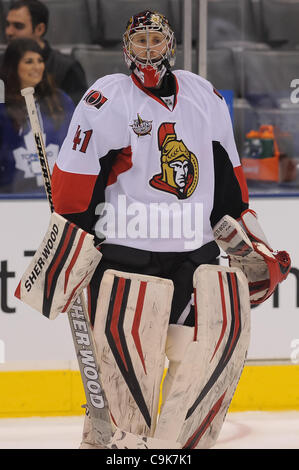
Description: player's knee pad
160,324,195,408
155,264,250,449
92,269,174,437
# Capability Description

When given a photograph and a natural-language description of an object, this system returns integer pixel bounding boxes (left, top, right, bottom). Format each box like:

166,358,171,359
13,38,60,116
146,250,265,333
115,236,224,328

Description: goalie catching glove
15,212,102,319
213,209,291,304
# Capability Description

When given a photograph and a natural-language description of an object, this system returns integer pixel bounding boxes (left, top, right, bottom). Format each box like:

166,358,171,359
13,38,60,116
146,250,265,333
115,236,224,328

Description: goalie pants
88,240,219,327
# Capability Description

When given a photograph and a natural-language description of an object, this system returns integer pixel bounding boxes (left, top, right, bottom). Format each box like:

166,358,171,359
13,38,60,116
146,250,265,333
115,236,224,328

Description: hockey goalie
16,10,291,449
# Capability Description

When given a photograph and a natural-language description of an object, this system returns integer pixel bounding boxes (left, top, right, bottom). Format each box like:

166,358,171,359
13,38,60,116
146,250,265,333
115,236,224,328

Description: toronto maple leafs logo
13,131,59,186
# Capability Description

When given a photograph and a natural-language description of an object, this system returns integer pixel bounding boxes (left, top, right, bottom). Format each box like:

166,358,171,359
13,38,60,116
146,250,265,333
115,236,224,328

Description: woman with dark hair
0,37,75,193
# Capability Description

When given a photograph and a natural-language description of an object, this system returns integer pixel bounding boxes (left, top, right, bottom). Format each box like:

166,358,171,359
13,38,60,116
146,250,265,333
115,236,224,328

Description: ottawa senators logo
84,89,107,109
149,123,199,199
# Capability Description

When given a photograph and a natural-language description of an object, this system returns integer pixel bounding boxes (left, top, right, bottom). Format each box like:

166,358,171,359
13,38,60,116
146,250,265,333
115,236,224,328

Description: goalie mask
123,10,176,88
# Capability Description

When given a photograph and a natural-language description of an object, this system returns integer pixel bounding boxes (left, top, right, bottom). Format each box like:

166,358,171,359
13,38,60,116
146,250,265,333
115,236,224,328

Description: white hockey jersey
52,70,248,253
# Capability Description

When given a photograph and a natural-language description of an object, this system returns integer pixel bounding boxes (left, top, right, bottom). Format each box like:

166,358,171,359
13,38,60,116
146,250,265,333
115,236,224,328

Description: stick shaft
21,88,54,212
21,87,114,444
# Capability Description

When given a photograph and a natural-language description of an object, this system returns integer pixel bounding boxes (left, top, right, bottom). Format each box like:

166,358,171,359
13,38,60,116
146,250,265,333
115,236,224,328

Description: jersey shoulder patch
83,89,108,110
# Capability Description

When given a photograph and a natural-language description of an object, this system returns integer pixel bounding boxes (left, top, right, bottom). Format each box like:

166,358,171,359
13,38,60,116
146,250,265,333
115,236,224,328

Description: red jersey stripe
234,165,249,204
52,163,98,215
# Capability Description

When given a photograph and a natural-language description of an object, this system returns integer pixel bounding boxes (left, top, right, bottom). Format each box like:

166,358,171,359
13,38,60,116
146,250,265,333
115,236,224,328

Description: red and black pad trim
61,272,89,313
64,231,88,294
185,272,242,423
226,241,252,257
105,275,151,429
249,279,270,296
217,228,237,244
183,391,226,449
42,220,79,318
210,272,228,361
131,281,147,374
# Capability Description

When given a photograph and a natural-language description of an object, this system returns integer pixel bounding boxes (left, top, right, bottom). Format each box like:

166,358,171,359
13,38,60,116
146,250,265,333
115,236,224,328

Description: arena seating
71,45,128,85
40,0,94,45
89,0,260,47
94,0,176,46
237,49,299,97
1,0,299,50
205,0,260,47
260,0,299,48
0,0,299,115
72,44,238,95
0,0,298,183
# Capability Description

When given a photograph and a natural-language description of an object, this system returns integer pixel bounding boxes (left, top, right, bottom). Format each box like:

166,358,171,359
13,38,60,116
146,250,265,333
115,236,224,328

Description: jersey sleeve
209,89,249,227
52,75,130,234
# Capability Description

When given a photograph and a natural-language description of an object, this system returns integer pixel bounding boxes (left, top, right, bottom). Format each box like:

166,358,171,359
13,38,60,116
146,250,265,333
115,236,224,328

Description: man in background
5,0,87,104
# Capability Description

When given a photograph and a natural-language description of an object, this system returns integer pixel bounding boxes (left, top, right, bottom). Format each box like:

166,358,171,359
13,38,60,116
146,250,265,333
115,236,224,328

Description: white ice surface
0,412,298,449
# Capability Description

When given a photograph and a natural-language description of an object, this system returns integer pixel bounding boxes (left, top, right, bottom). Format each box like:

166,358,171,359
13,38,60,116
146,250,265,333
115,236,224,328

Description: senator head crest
149,123,199,199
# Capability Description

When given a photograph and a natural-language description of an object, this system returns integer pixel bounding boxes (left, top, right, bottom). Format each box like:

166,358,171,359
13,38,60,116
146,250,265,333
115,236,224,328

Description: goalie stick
21,86,113,445
21,87,179,449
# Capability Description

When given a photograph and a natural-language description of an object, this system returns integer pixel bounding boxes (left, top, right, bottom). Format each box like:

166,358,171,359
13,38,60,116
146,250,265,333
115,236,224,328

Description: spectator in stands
5,0,88,104
0,38,75,193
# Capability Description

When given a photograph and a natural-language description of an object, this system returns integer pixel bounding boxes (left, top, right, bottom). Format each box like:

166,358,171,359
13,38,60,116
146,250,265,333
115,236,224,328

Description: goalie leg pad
79,407,181,449
15,212,102,319
93,269,174,437
155,264,250,449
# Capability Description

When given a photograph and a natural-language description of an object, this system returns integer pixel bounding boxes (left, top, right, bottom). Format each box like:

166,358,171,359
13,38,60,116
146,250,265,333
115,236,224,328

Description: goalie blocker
15,212,102,319
213,209,291,304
